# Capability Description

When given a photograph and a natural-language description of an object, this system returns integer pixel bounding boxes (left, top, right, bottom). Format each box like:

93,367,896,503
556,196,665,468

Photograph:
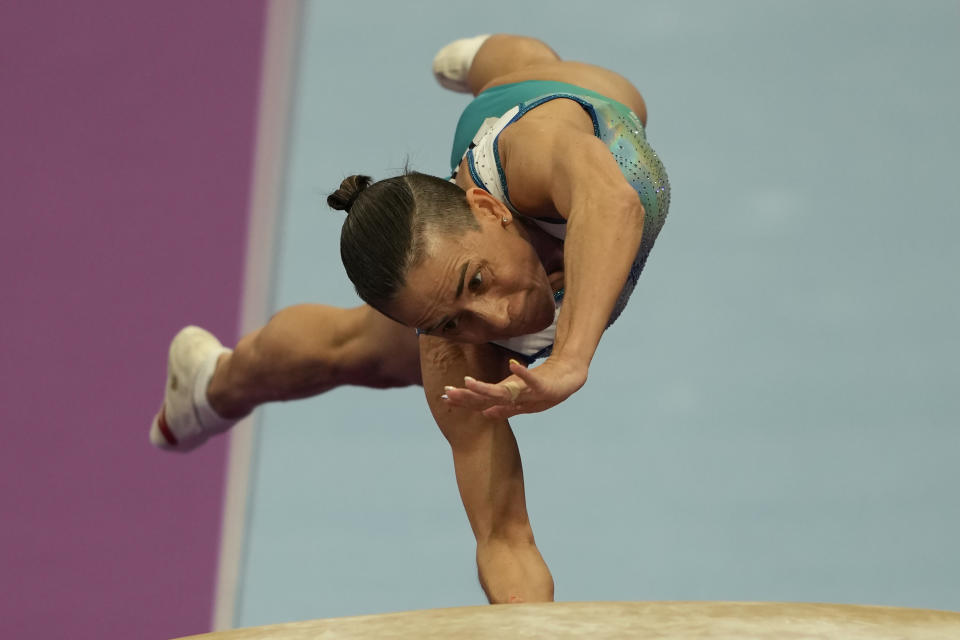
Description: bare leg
207,304,421,420
466,35,561,95
466,34,648,126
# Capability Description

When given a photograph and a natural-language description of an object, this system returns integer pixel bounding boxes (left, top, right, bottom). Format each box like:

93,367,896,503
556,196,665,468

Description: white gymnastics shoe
432,34,491,93
149,326,234,452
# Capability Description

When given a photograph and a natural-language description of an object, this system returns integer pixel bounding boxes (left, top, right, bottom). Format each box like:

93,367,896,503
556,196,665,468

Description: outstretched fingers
439,358,552,418
442,377,515,410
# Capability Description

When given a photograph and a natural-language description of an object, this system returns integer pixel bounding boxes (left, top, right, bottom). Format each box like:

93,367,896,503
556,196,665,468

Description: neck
517,217,564,275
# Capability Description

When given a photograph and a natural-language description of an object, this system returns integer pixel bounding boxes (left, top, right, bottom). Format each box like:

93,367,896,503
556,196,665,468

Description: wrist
545,350,590,388
550,341,594,374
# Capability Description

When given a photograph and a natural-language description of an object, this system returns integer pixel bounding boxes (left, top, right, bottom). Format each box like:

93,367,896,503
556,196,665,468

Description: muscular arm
419,335,554,603
444,103,644,418
506,101,645,370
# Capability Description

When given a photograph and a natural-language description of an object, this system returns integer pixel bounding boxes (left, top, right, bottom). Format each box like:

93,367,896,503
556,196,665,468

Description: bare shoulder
452,103,588,212
506,97,596,139
497,100,598,215
499,100,634,217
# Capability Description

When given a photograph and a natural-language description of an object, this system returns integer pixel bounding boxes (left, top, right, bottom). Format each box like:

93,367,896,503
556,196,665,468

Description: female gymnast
150,34,670,604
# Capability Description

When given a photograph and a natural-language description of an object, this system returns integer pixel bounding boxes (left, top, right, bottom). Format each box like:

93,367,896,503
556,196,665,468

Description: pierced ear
465,187,509,222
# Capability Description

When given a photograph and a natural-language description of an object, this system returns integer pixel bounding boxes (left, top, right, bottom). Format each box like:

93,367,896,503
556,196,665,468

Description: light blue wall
237,0,960,626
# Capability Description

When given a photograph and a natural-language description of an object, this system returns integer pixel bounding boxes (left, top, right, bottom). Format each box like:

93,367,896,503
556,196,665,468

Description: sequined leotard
449,81,671,361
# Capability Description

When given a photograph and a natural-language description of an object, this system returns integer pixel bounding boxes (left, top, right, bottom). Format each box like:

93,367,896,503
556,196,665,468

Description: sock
433,34,492,92
192,347,234,431
450,34,491,72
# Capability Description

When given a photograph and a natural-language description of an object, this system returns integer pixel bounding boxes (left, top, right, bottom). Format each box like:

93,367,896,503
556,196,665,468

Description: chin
531,291,556,332
510,287,556,336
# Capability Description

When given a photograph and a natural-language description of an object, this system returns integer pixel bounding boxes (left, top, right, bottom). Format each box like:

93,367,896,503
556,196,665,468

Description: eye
442,317,459,333
468,269,483,292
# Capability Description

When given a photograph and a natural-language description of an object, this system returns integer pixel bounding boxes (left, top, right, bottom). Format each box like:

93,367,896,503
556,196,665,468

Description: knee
340,339,416,388
337,317,420,388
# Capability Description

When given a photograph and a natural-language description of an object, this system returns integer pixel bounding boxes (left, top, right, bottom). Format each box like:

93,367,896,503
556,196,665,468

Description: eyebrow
423,261,469,334
454,261,469,299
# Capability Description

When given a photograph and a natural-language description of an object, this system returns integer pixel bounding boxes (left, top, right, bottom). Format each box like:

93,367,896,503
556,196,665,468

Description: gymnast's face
389,189,557,344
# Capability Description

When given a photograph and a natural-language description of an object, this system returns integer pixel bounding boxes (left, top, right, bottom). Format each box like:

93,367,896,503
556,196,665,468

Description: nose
469,296,511,334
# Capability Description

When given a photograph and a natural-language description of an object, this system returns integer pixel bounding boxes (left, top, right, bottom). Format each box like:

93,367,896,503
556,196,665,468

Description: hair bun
327,175,373,212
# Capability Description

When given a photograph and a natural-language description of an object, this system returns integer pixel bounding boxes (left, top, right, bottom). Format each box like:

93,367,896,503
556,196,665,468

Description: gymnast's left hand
442,355,588,419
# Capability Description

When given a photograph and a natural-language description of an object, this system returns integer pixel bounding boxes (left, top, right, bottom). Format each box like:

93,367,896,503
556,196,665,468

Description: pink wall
0,1,265,637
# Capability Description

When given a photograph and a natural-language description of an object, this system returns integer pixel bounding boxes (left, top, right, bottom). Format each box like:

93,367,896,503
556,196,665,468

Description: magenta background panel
0,1,265,638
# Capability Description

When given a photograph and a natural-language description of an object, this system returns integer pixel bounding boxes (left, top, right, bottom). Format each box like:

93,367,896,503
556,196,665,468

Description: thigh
483,61,648,126
467,35,561,94
341,304,423,387
268,303,422,388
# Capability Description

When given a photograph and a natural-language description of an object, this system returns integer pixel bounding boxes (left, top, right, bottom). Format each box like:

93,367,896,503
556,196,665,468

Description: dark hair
327,171,479,313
